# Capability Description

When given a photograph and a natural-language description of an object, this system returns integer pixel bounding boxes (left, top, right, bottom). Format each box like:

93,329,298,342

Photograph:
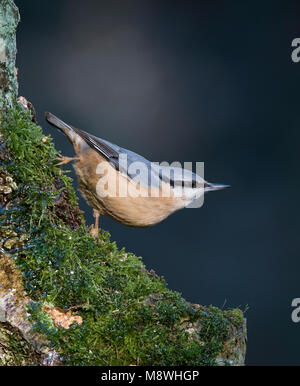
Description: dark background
14,0,300,365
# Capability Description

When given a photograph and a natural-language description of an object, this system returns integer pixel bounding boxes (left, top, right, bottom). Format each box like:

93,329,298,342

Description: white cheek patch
173,186,203,199
171,185,205,209
183,187,205,208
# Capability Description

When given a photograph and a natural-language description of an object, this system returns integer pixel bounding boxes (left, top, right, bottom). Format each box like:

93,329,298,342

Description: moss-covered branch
0,1,247,366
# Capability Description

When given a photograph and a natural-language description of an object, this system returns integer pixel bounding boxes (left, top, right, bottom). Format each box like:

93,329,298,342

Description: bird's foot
55,155,80,165
90,225,99,238
90,209,100,238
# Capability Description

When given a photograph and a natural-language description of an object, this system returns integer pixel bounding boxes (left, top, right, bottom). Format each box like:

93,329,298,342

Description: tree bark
0,0,247,366
0,0,19,115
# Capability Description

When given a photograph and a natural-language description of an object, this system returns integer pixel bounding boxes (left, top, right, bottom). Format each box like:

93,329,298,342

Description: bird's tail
45,112,74,139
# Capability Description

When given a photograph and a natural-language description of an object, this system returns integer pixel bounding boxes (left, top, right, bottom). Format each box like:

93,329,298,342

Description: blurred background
14,0,300,365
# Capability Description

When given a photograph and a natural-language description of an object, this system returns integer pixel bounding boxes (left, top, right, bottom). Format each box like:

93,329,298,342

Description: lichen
0,1,19,113
0,105,246,365
0,252,24,296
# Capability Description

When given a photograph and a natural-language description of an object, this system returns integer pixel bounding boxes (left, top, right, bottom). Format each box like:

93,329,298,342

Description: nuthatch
45,112,228,237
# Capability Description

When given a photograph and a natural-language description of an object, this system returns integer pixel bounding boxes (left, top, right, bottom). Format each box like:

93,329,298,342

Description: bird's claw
55,156,80,166
90,225,99,238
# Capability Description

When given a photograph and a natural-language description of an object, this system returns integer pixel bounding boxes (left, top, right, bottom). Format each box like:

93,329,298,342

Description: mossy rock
0,105,246,365
0,322,40,365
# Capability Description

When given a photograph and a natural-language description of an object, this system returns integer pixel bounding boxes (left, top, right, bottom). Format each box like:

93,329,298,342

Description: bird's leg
56,155,80,165
90,209,100,238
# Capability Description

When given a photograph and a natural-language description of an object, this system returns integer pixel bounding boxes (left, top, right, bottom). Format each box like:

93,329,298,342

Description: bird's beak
205,183,231,192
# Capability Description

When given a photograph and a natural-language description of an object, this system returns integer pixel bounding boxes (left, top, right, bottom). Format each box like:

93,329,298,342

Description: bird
45,112,229,237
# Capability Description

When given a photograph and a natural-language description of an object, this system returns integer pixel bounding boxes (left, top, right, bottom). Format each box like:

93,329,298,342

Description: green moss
0,323,39,365
0,105,244,365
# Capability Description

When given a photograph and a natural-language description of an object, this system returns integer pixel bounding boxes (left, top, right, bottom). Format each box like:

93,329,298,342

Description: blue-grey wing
46,112,204,189
85,135,156,186
82,134,206,189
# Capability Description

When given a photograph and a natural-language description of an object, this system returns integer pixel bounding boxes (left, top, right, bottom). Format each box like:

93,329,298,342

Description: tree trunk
0,0,247,366
0,0,19,115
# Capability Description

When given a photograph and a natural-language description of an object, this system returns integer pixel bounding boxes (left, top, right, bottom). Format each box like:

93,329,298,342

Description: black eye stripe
163,178,198,188
158,170,203,189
